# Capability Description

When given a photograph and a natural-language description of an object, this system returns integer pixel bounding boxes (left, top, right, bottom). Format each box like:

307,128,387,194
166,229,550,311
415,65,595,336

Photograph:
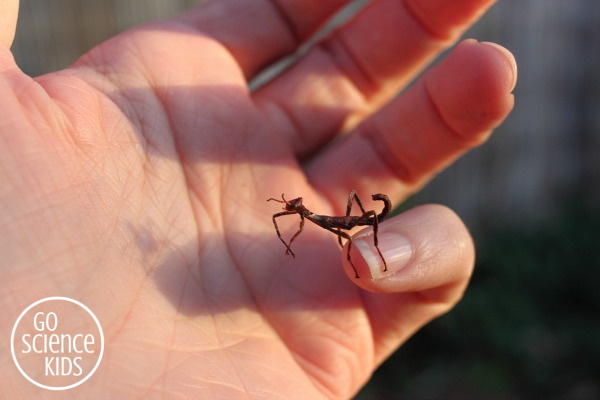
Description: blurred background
11,0,600,398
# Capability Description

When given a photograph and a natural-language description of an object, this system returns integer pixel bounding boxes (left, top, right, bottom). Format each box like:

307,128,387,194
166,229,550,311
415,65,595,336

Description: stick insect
267,190,392,278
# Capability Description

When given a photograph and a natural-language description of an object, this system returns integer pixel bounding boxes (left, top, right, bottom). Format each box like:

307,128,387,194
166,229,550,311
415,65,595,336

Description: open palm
1,0,515,398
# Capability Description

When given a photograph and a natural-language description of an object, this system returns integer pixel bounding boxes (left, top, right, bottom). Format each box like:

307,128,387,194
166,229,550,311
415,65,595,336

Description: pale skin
0,0,516,398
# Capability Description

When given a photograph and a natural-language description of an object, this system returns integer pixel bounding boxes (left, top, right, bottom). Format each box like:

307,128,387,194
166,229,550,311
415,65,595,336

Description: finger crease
263,0,302,44
319,35,380,100
423,78,478,143
358,122,418,185
402,0,452,42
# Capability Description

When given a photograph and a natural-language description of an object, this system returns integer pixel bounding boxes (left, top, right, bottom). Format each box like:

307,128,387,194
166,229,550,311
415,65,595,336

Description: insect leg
356,210,388,272
370,211,387,272
336,190,368,250
286,214,305,256
318,225,360,278
346,190,367,217
272,211,300,257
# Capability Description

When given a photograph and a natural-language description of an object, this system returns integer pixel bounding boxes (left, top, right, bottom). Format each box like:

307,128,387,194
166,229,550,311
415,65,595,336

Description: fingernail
481,41,518,92
354,231,413,280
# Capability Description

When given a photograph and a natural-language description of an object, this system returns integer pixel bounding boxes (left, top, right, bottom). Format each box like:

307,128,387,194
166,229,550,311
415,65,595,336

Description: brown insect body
267,191,391,278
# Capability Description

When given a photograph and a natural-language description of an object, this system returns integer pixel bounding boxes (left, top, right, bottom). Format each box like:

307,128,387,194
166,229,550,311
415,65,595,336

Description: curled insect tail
372,194,392,221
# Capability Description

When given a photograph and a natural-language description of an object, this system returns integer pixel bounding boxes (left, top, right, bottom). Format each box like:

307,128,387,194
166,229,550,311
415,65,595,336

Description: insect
267,190,392,278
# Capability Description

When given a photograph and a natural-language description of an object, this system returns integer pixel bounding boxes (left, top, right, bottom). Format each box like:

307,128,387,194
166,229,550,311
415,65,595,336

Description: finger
306,39,517,208
177,0,351,78
0,0,19,47
254,0,496,157
346,205,474,363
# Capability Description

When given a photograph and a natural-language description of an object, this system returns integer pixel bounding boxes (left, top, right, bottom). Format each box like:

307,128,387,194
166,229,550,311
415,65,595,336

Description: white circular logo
11,297,104,390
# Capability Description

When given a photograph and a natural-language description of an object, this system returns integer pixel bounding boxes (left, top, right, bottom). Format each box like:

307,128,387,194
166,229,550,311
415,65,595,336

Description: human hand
0,0,515,398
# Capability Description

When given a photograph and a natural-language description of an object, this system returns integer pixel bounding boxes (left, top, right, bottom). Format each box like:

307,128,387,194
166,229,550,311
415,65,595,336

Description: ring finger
305,39,516,209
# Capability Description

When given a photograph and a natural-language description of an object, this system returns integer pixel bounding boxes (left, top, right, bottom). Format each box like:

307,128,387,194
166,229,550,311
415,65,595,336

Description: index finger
177,0,353,78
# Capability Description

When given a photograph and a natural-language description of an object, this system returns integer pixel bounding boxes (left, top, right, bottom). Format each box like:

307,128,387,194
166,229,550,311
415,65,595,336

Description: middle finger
253,0,496,158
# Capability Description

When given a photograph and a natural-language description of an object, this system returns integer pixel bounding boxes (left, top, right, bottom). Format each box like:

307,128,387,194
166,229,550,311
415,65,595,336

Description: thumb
0,0,19,47
344,204,475,297
342,205,475,368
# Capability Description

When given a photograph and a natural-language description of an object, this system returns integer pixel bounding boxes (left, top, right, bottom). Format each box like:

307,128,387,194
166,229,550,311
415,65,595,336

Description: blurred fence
11,0,600,231
427,0,600,230
12,0,204,76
